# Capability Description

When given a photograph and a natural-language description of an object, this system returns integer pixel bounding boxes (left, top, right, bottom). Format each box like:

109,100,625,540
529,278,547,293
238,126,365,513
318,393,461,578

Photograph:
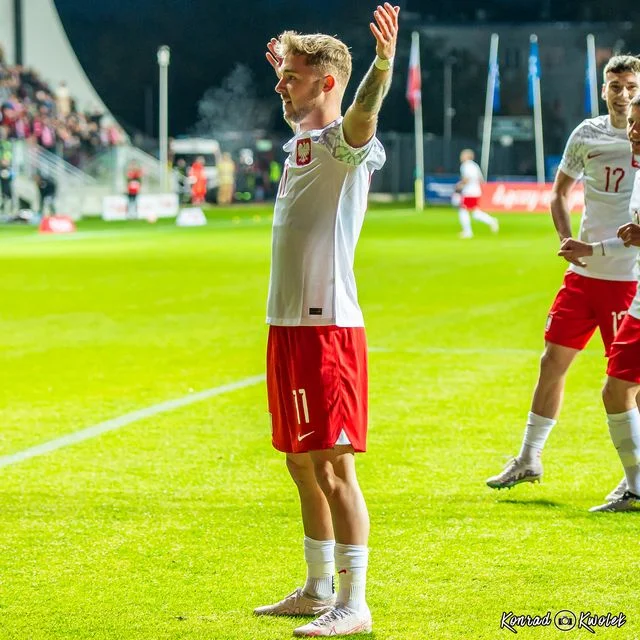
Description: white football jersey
559,115,637,281
624,169,640,319
266,118,386,326
460,160,483,197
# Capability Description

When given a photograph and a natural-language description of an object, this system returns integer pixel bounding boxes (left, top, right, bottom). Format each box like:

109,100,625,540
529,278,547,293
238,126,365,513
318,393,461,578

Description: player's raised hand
617,222,640,247
266,38,282,76
370,3,400,61
557,237,590,267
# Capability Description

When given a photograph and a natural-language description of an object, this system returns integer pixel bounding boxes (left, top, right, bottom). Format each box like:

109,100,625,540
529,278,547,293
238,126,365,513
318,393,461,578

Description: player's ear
323,75,336,92
601,83,607,100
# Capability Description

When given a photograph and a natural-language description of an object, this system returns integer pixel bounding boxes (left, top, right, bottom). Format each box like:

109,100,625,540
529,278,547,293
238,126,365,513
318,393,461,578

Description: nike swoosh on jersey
586,151,604,159
297,431,315,441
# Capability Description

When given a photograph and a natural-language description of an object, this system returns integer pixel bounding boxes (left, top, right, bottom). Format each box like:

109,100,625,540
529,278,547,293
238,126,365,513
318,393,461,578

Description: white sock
335,543,368,612
607,409,640,495
303,536,335,600
458,208,472,235
518,412,556,465
472,209,496,226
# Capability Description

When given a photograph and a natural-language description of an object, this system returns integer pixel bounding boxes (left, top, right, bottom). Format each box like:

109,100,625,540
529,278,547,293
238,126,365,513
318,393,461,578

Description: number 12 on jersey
292,388,310,424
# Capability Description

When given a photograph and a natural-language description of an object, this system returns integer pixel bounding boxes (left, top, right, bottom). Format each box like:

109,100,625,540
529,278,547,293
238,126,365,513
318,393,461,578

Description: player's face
627,104,640,155
275,54,325,124
602,71,640,120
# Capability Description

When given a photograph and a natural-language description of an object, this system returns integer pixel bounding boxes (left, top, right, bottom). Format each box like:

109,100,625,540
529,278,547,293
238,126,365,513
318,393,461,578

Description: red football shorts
461,196,480,210
607,313,640,384
545,271,637,354
266,325,368,453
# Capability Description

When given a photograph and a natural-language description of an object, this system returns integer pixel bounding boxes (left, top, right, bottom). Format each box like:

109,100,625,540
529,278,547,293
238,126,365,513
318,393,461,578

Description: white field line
0,374,265,470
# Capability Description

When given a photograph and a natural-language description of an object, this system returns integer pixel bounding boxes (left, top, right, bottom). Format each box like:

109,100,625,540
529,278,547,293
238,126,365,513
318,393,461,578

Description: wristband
374,55,393,71
589,241,605,256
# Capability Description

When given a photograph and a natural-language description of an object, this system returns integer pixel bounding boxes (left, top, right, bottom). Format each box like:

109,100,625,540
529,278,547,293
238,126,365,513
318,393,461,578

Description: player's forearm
550,193,572,240
353,60,393,118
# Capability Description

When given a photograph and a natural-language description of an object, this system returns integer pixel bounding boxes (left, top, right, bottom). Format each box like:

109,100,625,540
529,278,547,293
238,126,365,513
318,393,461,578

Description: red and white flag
406,36,421,112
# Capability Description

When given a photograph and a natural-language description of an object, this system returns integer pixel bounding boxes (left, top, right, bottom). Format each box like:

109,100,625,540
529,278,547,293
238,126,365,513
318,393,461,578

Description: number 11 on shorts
292,388,310,424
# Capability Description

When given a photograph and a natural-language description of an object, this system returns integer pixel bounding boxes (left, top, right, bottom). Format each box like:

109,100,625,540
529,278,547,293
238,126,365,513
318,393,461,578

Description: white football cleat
459,231,473,239
486,457,542,489
253,588,335,617
589,491,640,513
293,605,372,637
490,219,500,233
606,476,627,502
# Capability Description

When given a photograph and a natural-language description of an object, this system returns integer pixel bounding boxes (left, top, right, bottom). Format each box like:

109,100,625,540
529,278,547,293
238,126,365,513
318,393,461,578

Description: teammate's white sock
472,209,497,227
458,208,472,236
303,536,335,600
607,409,640,495
335,543,368,612
518,412,556,465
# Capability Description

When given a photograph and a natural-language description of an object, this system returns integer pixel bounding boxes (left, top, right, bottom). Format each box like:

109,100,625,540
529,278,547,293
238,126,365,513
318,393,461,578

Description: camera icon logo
554,610,577,631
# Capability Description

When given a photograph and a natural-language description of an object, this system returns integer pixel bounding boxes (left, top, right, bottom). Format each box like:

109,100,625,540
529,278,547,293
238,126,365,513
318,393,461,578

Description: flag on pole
585,34,598,117
491,59,500,113
584,53,594,115
528,36,540,108
406,35,421,112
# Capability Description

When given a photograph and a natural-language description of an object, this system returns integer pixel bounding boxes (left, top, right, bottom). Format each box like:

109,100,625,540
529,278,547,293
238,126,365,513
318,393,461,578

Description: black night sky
52,0,640,138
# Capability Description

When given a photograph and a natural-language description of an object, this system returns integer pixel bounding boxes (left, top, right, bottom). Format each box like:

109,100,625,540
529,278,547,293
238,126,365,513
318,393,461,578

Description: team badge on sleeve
296,138,312,166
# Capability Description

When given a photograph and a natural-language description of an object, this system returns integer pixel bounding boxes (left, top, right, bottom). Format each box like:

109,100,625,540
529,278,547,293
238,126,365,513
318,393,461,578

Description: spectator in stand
126,161,143,218
55,81,71,119
0,157,12,215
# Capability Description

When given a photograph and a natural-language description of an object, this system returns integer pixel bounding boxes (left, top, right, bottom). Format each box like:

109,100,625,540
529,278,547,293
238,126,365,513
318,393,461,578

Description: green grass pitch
0,204,638,639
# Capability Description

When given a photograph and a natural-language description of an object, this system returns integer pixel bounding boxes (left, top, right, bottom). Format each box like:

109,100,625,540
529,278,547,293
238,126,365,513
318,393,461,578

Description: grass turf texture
1,204,638,640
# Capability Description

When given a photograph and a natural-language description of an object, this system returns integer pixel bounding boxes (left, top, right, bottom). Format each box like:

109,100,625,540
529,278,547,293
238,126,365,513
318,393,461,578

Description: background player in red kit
253,4,399,637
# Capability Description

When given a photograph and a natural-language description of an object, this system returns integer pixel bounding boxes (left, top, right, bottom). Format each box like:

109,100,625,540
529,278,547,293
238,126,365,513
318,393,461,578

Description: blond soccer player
253,3,399,637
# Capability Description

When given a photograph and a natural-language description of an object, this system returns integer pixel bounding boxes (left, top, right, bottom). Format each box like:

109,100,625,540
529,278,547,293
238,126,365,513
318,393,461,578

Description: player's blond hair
603,55,640,79
276,31,352,87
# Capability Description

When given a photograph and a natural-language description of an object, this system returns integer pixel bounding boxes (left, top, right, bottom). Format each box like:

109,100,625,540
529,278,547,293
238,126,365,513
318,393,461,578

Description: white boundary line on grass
0,374,265,470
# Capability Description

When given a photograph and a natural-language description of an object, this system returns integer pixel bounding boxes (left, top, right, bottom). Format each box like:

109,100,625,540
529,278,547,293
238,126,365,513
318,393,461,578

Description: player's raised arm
343,3,399,148
266,37,297,132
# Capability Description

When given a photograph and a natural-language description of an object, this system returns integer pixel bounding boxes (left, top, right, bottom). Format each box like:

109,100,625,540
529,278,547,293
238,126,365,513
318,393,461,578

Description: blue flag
584,55,592,115
528,36,540,108
585,48,597,116
491,60,500,112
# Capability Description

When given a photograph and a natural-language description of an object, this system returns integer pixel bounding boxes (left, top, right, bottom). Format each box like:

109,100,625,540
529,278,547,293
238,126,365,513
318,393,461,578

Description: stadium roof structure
0,0,113,118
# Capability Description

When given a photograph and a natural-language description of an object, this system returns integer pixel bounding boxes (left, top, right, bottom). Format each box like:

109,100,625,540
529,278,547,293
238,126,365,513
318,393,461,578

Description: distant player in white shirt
487,55,640,498
455,148,499,238
253,4,399,637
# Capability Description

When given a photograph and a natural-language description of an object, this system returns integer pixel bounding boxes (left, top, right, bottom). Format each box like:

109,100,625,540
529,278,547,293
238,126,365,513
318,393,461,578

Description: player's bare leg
254,453,336,617
293,445,372,636
487,342,579,489
471,208,499,233
590,377,640,511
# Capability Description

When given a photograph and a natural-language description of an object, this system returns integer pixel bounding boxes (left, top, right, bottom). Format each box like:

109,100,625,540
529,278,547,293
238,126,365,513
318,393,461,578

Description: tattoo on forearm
354,65,392,114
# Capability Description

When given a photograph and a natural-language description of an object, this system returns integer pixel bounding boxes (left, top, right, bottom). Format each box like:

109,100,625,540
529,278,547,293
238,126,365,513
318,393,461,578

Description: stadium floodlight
157,45,171,192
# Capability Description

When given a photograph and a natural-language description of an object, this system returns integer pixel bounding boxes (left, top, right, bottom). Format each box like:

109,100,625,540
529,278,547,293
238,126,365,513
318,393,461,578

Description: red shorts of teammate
461,196,480,210
266,325,368,453
607,313,640,384
545,271,637,355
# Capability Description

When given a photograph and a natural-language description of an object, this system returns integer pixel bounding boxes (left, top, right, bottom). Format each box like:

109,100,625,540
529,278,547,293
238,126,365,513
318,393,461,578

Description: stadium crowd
0,43,122,168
